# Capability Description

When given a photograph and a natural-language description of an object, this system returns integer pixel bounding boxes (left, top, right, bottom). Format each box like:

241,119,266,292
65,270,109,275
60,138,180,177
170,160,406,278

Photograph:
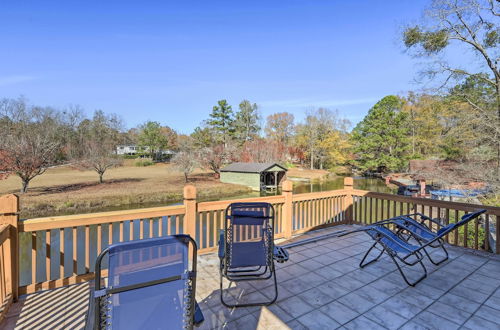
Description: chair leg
360,241,385,268
391,254,427,287
220,265,278,308
422,241,449,266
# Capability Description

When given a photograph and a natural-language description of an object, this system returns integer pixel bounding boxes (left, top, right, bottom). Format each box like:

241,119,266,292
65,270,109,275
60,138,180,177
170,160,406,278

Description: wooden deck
3,225,500,330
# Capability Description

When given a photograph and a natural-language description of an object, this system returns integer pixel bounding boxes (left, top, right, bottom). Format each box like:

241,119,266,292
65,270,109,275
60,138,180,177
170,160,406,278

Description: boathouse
220,162,287,191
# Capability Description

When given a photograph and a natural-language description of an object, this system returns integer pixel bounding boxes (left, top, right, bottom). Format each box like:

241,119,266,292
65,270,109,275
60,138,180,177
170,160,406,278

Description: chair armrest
218,230,225,259
417,215,444,228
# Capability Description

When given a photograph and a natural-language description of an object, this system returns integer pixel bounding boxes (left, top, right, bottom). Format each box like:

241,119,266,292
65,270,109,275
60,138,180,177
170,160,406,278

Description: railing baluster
140,219,144,239
464,212,468,248
484,214,490,251
32,232,37,284
454,210,459,246
363,197,368,224
59,228,64,279
149,219,153,238
45,230,51,282
85,225,90,272
158,217,163,237
130,220,135,241
205,212,209,247
72,227,77,275
120,221,125,241
444,209,450,243
97,224,102,255
108,223,113,245
474,216,479,250
496,215,500,254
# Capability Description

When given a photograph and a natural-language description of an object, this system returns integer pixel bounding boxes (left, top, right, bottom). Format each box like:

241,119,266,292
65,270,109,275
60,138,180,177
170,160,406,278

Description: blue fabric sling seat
86,235,204,330
228,210,269,268
366,225,420,256
392,216,438,241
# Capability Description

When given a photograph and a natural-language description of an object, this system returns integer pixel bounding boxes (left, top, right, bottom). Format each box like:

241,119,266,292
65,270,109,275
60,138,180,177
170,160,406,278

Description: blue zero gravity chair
340,209,486,286
219,202,289,307
85,235,204,330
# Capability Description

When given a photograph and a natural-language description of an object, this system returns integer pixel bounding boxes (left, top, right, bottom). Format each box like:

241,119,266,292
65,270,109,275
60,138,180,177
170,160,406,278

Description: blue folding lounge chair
382,209,486,265
218,202,288,307
85,235,204,329
342,209,487,286
354,225,428,286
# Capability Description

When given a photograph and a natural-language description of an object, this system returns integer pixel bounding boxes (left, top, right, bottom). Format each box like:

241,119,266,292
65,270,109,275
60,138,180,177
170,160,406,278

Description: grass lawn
0,162,251,218
286,167,331,180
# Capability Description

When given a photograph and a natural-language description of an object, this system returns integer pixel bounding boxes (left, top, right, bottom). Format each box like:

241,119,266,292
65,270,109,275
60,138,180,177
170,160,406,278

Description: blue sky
1,1,437,133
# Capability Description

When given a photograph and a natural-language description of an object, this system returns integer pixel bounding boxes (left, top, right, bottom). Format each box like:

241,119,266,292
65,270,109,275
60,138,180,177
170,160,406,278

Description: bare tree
173,151,198,182
73,110,123,183
0,98,61,193
199,144,238,178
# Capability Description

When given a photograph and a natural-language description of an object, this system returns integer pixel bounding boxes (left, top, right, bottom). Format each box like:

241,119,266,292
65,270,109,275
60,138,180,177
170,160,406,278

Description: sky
1,0,447,133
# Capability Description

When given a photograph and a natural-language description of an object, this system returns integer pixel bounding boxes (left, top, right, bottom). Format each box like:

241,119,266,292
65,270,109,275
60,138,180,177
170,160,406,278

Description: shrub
135,158,154,167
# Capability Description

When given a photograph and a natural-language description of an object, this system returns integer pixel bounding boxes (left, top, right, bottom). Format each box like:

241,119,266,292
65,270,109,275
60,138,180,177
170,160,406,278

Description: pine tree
351,96,411,172
207,100,234,147
234,100,260,143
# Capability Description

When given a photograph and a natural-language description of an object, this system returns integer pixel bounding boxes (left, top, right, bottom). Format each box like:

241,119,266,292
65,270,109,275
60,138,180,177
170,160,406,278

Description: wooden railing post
183,185,197,240
0,194,19,301
282,180,293,238
343,177,354,224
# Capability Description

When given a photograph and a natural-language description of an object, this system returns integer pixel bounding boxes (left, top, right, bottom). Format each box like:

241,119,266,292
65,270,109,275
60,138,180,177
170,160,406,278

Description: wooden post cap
282,180,293,192
0,194,19,214
183,185,197,200
344,177,354,188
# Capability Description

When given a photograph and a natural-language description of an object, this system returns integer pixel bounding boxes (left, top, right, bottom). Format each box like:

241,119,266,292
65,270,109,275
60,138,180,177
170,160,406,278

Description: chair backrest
437,209,487,236
225,202,274,268
101,235,196,329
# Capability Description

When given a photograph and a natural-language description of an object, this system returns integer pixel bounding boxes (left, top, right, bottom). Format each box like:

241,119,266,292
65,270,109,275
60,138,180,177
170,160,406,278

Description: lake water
195,176,395,202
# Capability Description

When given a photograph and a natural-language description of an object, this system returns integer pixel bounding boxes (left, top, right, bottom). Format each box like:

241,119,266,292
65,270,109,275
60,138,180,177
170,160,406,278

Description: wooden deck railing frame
0,177,499,303
0,194,19,322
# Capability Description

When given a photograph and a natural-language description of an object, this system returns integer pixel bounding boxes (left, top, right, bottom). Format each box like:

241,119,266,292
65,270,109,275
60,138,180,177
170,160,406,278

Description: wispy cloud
0,75,37,87
259,97,378,108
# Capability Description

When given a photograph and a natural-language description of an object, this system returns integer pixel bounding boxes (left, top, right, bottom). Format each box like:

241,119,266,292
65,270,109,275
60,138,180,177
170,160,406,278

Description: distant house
220,162,287,191
116,145,176,159
116,145,140,155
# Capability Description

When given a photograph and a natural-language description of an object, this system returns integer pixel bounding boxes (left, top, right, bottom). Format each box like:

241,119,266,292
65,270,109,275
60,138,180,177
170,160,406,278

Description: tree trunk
21,179,30,193
99,172,104,184
184,172,189,183
310,148,315,170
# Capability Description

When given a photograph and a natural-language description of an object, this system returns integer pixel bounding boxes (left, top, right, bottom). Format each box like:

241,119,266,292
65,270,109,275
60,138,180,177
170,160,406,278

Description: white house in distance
116,145,176,158
116,145,142,155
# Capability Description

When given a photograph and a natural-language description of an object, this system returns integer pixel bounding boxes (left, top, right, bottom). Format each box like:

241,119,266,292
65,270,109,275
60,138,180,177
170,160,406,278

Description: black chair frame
219,202,278,308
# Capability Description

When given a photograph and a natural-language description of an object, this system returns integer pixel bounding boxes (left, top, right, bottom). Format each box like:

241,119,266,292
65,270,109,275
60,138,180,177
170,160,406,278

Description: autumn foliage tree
265,112,295,145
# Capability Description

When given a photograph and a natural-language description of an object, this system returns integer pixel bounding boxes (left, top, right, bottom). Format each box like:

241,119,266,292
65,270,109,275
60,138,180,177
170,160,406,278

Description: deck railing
0,177,499,320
